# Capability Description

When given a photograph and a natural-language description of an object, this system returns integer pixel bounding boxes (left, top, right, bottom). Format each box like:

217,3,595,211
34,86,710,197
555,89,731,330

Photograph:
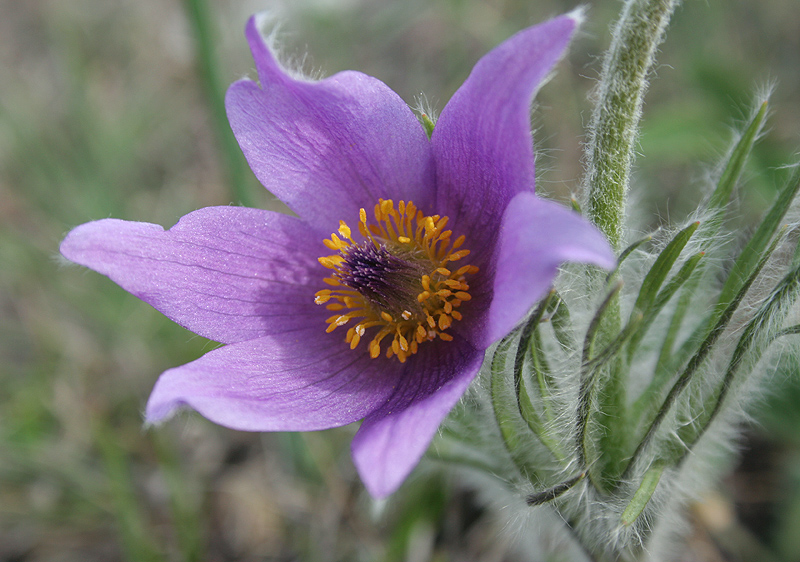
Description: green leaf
512,292,566,462
631,221,699,320
627,251,705,360
653,268,703,376
675,262,800,465
605,234,653,283
618,234,653,267
516,366,565,462
774,324,800,341
707,100,769,211
549,292,575,352
526,472,586,506
491,336,538,480
588,311,643,371
582,281,625,365
653,168,800,410
624,227,787,480
717,165,800,312
621,462,665,526
651,252,706,317
576,282,624,479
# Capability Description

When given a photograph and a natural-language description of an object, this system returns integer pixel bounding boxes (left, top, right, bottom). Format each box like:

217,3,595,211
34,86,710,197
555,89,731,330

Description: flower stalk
582,0,681,252
579,0,682,491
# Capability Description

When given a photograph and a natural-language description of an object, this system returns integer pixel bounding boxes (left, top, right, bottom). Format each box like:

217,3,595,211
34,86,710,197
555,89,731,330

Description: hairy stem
582,0,681,251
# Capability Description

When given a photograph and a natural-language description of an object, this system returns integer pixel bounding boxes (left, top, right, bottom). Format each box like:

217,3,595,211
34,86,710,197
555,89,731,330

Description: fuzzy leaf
606,234,653,283
631,221,699,320
717,166,800,312
624,228,786,480
491,338,527,455
491,336,542,481
675,262,800,464
583,281,625,364
514,292,565,461
577,281,624,478
774,324,800,341
588,311,643,371
526,472,585,506
793,233,800,271
549,292,575,352
618,234,653,268
621,462,665,526
707,101,769,211
627,251,705,360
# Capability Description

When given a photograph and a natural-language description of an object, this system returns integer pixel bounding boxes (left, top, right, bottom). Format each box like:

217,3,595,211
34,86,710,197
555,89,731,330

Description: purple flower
60,12,615,498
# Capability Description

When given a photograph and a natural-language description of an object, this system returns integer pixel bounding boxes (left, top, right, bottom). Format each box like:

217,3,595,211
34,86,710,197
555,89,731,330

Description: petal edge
487,192,616,344
146,334,402,432
351,338,483,497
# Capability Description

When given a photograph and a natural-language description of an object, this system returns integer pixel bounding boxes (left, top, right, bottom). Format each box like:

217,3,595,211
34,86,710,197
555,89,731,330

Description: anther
315,199,476,361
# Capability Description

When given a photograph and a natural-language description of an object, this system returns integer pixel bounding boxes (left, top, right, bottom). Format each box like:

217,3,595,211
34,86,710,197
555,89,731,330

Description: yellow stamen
315,199,478,361
338,221,352,241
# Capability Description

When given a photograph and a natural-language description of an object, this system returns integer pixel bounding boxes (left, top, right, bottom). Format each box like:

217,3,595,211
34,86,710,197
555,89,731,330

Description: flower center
314,199,478,363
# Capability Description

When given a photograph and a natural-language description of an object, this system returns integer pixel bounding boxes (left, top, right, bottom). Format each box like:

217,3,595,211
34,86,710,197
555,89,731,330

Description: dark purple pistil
339,244,422,316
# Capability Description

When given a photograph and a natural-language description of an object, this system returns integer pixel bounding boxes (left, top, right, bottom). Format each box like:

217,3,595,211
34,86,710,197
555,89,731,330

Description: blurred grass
1,0,798,560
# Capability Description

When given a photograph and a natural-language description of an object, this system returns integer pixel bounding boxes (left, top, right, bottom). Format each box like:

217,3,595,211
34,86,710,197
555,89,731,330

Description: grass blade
183,0,255,207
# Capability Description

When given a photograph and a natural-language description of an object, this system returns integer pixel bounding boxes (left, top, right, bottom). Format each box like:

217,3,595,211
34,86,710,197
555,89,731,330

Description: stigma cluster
315,199,478,363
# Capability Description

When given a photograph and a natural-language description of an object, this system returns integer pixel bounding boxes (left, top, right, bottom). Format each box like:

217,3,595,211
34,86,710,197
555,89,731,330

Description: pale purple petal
146,332,402,431
432,13,578,263
60,207,328,345
487,192,616,345
350,338,484,497
226,16,435,237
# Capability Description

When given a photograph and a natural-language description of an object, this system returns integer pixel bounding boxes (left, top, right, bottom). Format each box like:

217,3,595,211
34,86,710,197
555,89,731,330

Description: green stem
580,0,680,494
583,0,680,251
183,0,254,207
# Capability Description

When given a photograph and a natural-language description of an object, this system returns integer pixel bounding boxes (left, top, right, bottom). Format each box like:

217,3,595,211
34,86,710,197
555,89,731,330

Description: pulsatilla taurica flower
60,11,615,497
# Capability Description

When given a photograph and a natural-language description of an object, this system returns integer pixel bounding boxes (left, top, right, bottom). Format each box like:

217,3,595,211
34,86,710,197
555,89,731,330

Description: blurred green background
1,0,798,560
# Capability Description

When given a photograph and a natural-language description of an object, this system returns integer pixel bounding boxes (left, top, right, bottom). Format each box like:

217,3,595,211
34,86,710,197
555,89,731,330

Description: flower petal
432,13,579,262
226,16,435,236
146,332,401,431
350,337,484,497
487,192,616,345
60,207,328,345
